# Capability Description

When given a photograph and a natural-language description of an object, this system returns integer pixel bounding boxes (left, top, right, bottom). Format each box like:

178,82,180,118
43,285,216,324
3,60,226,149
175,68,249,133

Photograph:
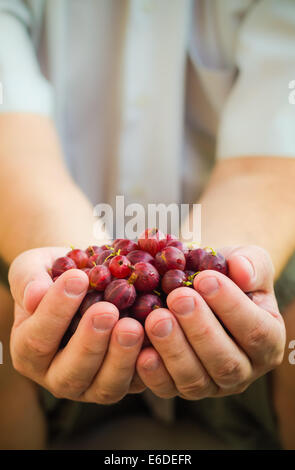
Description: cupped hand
8,247,145,404
136,246,286,400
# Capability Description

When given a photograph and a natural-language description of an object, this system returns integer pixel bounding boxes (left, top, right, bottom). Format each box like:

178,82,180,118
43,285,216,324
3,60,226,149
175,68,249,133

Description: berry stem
203,246,217,256
128,272,138,285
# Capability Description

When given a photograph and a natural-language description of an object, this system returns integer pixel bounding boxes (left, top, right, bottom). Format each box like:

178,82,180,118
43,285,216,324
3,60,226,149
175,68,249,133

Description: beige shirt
0,0,295,210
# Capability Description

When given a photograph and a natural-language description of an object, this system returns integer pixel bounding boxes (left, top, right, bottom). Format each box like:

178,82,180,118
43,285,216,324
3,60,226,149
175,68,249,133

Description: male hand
8,247,145,404
136,246,286,399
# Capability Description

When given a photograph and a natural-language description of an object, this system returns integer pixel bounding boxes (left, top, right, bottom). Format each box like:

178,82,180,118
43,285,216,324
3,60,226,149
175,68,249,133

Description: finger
12,269,89,375
84,317,144,404
194,271,285,367
9,247,67,315
45,302,119,400
222,245,274,293
145,308,217,399
22,278,54,317
167,287,252,391
136,347,177,398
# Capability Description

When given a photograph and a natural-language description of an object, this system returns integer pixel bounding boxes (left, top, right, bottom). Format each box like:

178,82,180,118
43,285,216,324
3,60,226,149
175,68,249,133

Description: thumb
8,246,67,318
221,245,275,293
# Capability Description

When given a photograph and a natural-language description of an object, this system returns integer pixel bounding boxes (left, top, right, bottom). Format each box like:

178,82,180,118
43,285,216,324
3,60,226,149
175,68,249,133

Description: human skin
0,113,144,448
136,157,295,447
1,114,294,448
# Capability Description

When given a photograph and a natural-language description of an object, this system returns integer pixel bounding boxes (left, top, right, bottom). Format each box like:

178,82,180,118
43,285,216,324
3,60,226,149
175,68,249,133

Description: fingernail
143,357,159,371
65,277,87,296
152,318,173,338
93,314,116,331
238,256,255,279
197,277,219,296
171,297,195,315
117,331,140,347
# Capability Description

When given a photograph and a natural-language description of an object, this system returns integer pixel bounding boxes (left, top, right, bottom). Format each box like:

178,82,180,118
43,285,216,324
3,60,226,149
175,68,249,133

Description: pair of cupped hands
8,245,285,404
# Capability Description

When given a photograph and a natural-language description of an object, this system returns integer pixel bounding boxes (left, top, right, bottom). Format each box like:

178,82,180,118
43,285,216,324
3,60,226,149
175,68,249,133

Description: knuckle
23,334,51,358
51,375,88,400
165,347,187,364
247,321,269,350
178,375,212,398
189,324,213,344
79,342,103,356
214,359,247,387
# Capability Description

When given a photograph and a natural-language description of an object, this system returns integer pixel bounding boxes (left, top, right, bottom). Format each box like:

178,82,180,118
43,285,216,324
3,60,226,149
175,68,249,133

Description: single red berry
129,262,160,292
89,264,112,291
186,248,206,271
52,256,76,277
199,250,228,275
67,249,89,269
126,249,155,265
79,291,104,316
138,228,166,256
109,255,132,279
104,279,136,310
113,239,138,255
154,246,186,275
161,269,188,294
132,294,162,323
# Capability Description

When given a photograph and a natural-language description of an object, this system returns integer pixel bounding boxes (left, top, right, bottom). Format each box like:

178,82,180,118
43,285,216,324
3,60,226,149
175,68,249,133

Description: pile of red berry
50,229,228,347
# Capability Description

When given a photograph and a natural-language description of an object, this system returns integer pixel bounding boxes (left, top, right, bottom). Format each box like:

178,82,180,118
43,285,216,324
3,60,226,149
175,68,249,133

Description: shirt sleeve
0,0,53,115
217,0,295,159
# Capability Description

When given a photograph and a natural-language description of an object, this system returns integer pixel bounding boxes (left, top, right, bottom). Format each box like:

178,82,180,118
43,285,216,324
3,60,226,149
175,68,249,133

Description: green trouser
1,253,295,449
